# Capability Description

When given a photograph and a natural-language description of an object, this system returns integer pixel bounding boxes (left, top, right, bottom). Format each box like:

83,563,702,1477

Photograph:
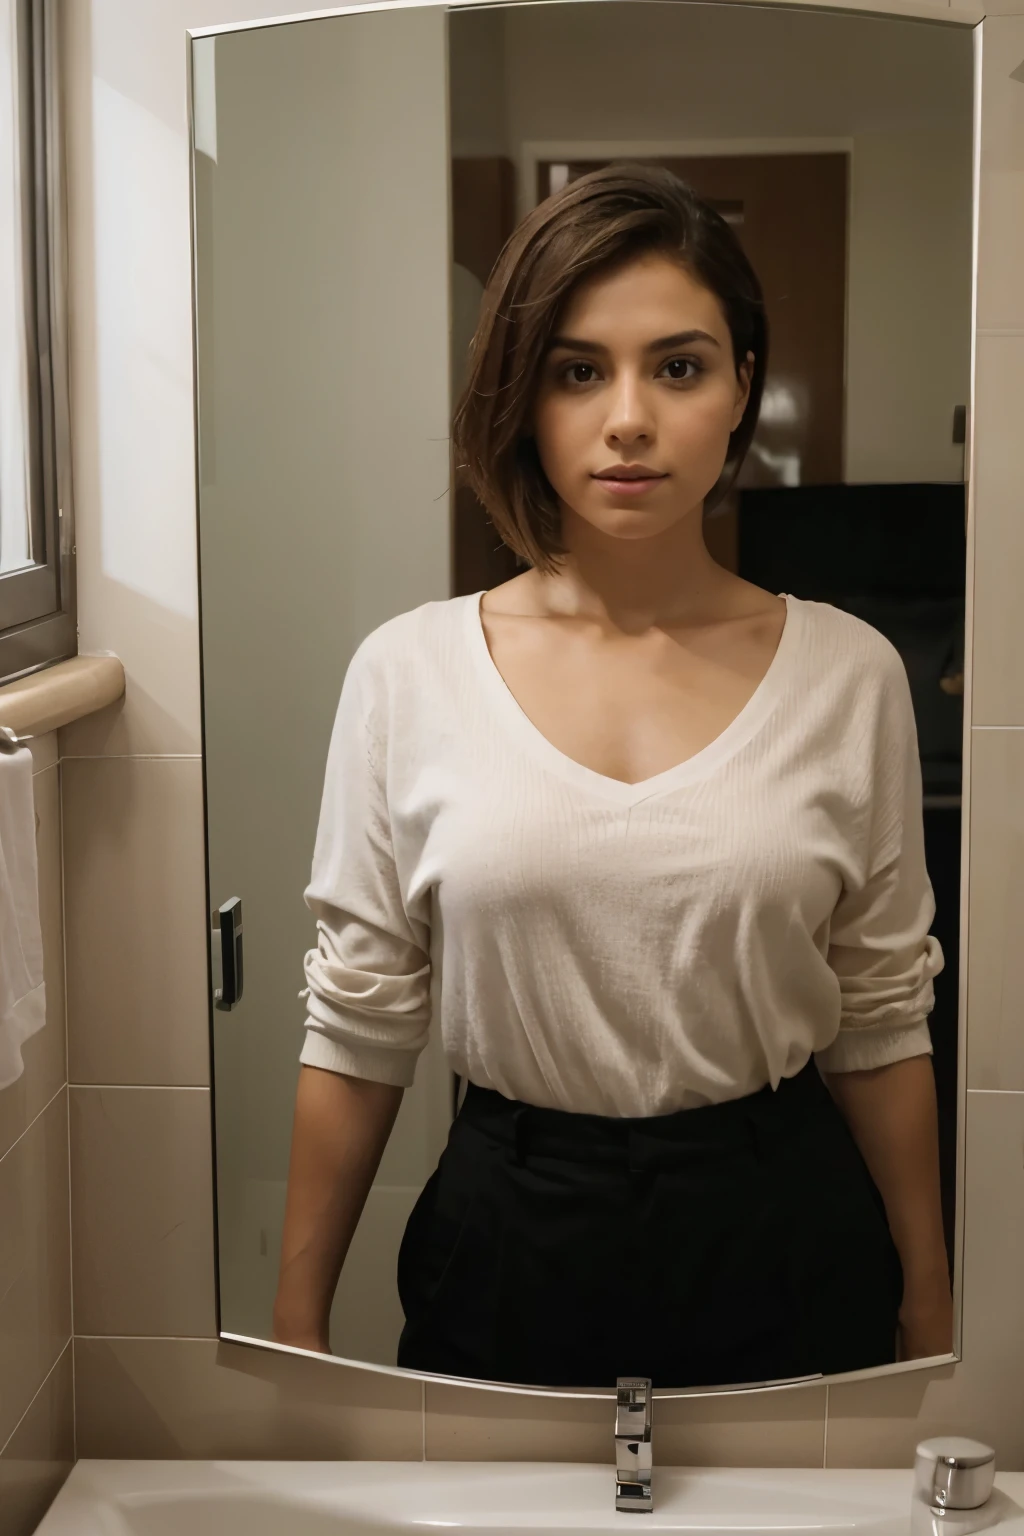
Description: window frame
0,0,75,686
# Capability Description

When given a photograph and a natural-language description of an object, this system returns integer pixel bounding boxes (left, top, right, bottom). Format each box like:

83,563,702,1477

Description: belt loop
510,1105,531,1167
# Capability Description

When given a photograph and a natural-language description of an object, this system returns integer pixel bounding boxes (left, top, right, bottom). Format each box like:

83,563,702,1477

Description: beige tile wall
0,738,75,1536
62,760,209,1087
56,0,1024,1479
0,1351,73,1536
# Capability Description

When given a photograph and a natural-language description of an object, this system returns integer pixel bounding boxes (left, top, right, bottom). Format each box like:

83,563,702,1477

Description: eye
558,360,600,386
659,356,703,383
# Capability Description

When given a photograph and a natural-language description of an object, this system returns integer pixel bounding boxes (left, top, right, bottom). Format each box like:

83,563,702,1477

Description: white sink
34,1462,1024,1535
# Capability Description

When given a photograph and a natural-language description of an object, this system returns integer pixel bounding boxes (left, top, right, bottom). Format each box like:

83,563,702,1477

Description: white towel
0,745,46,1089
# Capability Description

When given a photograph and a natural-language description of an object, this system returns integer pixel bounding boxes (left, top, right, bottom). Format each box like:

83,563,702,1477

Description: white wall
449,5,507,156
450,1,974,484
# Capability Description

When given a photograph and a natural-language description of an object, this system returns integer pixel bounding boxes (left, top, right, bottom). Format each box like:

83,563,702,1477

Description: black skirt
395,1056,903,1389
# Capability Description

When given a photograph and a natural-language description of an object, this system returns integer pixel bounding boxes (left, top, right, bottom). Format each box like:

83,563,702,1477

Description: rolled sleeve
815,1016,933,1074
299,1025,420,1087
816,650,945,1075
299,636,432,1086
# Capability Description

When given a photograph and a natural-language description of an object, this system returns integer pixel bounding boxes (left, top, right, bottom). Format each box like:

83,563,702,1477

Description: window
0,0,74,685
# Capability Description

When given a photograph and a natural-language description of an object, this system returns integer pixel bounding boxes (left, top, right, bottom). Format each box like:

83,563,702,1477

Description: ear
732,351,755,431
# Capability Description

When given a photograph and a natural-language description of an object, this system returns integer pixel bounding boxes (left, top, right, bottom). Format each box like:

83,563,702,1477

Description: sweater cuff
300,1023,419,1087
815,1016,933,1074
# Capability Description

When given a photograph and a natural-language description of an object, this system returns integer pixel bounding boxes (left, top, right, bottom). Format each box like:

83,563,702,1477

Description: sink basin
35,1462,1024,1535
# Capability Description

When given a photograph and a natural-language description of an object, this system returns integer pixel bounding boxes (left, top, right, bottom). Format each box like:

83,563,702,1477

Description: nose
604,371,654,449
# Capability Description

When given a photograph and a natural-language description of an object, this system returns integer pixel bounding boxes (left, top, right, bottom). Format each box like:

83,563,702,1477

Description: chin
579,500,695,538
587,514,678,542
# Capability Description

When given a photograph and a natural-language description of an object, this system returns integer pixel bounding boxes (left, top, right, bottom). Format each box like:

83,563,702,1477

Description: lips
593,465,667,481
591,466,668,497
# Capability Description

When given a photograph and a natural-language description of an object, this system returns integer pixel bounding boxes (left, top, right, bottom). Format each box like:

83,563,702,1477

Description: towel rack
0,725,32,754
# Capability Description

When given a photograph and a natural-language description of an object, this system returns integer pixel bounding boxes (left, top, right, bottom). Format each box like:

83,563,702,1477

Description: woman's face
531,251,755,544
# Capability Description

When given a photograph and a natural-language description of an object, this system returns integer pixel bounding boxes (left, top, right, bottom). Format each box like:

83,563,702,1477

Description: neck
535,501,733,630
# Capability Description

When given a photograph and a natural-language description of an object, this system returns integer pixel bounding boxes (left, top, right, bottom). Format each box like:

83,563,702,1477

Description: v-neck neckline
463,587,801,807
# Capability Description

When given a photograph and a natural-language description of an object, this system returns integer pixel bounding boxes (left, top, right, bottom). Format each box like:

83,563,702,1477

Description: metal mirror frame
186,0,983,1401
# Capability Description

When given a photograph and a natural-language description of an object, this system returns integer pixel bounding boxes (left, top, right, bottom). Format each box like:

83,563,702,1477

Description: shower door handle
213,896,244,1010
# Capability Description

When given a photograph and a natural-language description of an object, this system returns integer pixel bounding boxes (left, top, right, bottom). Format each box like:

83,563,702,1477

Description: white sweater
299,590,944,1117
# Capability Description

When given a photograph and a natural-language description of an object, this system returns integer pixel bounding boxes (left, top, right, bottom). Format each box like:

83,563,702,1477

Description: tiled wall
0,736,74,1536
52,0,1024,1478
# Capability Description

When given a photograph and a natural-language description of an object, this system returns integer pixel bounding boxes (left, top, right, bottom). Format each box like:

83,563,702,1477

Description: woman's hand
898,1273,954,1360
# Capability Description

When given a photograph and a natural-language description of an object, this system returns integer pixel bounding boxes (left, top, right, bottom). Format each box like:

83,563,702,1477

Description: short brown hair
452,162,770,575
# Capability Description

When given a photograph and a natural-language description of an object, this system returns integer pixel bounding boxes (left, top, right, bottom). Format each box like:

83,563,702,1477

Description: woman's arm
815,645,951,1358
278,633,432,1350
273,1065,404,1353
821,1054,953,1360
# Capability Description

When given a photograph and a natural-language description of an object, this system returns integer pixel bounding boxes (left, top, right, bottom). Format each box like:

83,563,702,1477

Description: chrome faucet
615,1377,653,1512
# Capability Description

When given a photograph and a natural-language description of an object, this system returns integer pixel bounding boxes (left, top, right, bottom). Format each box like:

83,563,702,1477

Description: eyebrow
546,329,722,354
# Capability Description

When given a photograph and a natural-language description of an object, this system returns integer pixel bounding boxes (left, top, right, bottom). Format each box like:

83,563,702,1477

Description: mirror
191,0,973,1392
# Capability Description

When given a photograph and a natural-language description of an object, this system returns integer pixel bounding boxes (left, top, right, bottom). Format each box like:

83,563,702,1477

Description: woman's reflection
272,164,953,1389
